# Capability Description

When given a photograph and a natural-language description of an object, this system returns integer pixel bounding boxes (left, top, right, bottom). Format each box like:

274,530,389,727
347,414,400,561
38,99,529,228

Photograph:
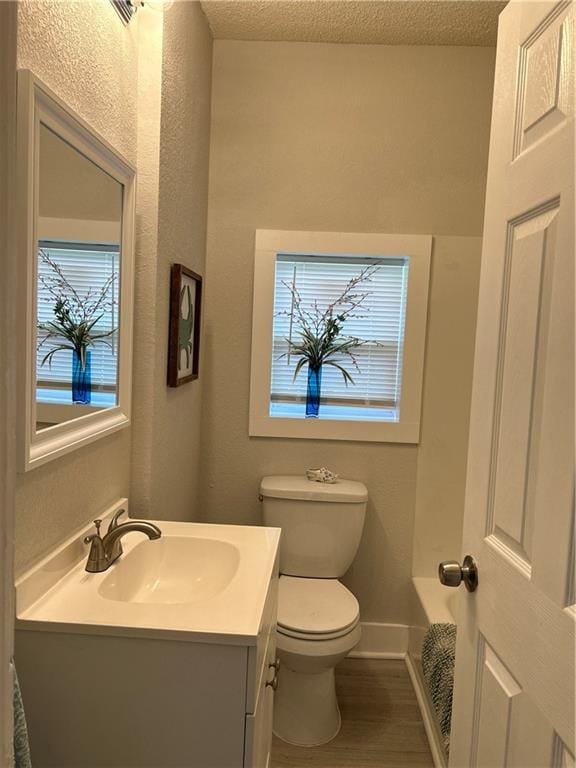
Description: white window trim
249,229,432,443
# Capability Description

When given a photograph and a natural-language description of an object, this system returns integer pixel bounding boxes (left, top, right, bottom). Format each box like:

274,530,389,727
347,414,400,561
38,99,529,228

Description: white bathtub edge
405,652,448,768
412,576,457,625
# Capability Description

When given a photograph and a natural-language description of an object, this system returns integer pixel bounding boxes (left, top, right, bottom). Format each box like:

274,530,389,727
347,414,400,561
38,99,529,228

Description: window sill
36,388,116,407
270,402,399,422
250,413,420,443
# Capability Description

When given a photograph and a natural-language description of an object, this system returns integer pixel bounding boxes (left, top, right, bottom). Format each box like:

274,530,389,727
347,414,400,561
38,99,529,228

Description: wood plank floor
271,658,434,768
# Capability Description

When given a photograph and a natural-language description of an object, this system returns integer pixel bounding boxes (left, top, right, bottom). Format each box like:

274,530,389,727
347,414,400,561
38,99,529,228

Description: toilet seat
278,621,360,642
277,576,360,641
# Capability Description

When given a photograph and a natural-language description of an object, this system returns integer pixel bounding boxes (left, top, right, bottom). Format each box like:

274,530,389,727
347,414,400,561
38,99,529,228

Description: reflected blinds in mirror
36,242,119,402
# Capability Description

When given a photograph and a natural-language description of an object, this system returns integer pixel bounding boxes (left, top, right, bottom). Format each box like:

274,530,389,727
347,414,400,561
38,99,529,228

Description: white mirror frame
16,70,136,472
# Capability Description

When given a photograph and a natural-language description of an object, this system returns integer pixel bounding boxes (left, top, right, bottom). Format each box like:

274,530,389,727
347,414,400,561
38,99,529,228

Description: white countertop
16,503,280,646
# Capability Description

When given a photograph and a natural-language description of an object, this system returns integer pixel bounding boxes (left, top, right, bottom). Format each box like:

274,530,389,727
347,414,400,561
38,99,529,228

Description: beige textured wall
15,1,213,571
201,40,494,624
15,0,138,574
1,4,17,755
130,2,212,521
413,237,482,578
39,125,122,221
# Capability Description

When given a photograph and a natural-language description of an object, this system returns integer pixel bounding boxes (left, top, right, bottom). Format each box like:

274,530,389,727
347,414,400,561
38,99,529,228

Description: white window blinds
270,254,409,416
36,242,119,393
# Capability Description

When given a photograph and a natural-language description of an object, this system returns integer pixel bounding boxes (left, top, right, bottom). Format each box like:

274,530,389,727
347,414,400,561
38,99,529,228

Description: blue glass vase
306,364,322,418
72,349,91,404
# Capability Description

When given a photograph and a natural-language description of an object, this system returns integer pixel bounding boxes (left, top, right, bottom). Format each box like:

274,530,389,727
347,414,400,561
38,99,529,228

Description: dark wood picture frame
167,264,202,387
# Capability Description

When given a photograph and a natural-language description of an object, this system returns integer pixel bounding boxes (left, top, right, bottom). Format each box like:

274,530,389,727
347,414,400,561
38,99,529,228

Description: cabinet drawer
244,633,277,768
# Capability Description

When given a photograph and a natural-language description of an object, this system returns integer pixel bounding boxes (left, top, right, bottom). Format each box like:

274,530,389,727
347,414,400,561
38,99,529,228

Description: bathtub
412,577,458,626
407,577,458,768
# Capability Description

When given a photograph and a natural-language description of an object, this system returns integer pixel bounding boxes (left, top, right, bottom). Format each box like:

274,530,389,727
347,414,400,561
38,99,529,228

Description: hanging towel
421,622,457,756
12,662,32,768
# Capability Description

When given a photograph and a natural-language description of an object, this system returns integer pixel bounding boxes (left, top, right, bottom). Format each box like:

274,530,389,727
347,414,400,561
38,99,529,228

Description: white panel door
449,2,575,766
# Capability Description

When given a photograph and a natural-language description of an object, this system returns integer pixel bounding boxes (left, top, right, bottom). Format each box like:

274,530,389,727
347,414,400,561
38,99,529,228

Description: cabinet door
244,636,277,768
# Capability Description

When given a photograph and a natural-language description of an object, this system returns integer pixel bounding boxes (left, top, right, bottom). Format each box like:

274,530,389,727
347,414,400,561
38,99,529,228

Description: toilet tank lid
260,475,368,503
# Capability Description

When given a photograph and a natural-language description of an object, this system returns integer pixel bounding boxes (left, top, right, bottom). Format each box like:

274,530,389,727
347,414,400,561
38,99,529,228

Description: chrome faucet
84,509,162,573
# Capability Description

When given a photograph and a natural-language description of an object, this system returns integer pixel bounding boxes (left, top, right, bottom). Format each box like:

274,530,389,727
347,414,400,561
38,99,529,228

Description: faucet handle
84,519,103,546
83,531,108,573
107,508,126,534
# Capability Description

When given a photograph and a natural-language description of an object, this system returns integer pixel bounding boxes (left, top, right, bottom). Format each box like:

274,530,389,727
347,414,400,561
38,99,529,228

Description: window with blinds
270,253,409,421
36,242,119,403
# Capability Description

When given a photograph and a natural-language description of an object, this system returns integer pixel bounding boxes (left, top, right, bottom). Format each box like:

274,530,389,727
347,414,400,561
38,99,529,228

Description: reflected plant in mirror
37,248,118,405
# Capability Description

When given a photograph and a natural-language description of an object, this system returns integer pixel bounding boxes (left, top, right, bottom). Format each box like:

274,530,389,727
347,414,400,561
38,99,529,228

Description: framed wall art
167,264,202,387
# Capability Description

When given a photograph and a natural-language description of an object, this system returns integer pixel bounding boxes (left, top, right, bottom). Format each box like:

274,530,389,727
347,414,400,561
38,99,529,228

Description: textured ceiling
200,1,506,47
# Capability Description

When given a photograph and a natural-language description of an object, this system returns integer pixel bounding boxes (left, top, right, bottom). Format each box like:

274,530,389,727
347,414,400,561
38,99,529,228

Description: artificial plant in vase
277,263,381,418
37,249,117,404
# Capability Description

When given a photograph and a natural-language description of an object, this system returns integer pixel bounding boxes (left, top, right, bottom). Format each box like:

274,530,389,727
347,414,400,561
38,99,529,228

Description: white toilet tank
260,475,368,578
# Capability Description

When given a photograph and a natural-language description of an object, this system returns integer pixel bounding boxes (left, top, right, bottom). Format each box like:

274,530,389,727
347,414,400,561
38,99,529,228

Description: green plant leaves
275,261,385,387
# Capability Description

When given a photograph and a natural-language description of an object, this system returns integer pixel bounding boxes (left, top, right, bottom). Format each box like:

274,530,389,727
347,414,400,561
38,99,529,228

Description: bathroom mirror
16,71,136,471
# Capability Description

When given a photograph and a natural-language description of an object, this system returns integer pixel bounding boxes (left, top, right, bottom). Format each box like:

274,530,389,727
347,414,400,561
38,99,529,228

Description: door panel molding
513,0,573,158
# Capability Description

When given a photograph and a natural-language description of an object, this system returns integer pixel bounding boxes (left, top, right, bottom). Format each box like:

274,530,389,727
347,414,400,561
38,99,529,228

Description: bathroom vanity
15,502,280,768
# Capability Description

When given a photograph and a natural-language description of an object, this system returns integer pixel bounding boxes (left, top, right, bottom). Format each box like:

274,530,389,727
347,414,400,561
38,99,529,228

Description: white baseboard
349,621,409,659
405,652,447,768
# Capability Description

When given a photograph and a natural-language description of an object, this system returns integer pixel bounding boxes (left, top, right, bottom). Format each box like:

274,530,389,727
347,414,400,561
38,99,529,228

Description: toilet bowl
272,575,362,746
260,475,368,747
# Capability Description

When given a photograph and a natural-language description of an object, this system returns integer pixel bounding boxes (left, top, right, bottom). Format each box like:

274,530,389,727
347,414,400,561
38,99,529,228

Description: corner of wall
130,1,213,522
411,236,483,578
129,7,164,518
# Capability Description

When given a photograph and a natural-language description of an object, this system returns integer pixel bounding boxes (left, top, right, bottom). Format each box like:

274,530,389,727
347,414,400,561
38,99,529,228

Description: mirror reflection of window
35,124,123,431
36,244,120,404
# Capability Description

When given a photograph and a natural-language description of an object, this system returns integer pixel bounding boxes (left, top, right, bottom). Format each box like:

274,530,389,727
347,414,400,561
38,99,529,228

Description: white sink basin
99,536,240,605
15,507,281,644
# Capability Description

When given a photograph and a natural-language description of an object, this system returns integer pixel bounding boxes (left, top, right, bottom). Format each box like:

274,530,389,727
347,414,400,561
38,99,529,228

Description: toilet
260,475,367,747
